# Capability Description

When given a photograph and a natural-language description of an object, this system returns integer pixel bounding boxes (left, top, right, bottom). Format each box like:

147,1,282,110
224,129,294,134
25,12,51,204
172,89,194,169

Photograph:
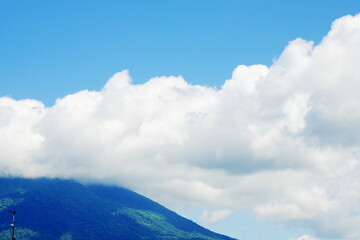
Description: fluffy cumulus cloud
1,14,360,239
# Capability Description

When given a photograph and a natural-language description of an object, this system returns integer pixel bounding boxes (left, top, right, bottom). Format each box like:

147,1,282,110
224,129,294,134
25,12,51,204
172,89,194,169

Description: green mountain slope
0,178,236,240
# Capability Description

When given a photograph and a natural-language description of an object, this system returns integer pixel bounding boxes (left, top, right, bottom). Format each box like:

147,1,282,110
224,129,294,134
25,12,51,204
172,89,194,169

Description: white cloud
1,13,360,239
289,235,319,240
199,209,232,225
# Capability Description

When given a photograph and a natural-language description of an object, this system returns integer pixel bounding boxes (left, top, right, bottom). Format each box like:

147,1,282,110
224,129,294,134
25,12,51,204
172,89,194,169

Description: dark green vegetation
0,178,235,240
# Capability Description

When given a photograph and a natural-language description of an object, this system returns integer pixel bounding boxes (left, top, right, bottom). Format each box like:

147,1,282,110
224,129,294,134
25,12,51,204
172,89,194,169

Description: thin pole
8,211,16,240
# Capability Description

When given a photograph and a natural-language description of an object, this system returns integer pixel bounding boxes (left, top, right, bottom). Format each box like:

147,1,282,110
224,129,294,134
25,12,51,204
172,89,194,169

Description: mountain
0,178,235,240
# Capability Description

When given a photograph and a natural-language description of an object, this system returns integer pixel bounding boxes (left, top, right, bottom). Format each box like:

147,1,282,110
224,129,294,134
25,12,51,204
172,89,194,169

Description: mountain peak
0,178,236,240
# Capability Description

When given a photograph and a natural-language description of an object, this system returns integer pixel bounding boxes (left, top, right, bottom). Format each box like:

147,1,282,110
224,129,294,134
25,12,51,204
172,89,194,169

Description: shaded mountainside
0,178,236,240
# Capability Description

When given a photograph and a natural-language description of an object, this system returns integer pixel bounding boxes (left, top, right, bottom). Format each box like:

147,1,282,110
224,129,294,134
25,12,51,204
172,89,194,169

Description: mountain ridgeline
0,178,235,240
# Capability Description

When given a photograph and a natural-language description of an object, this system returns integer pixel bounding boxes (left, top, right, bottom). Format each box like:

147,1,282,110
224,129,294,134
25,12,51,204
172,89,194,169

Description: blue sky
1,0,359,106
2,1,360,240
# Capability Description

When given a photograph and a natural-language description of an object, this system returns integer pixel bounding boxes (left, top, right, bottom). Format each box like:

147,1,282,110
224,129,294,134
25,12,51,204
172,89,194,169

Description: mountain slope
0,178,235,240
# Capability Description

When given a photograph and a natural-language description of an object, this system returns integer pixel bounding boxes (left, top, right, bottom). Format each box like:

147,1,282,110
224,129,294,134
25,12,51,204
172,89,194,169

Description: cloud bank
1,14,360,239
